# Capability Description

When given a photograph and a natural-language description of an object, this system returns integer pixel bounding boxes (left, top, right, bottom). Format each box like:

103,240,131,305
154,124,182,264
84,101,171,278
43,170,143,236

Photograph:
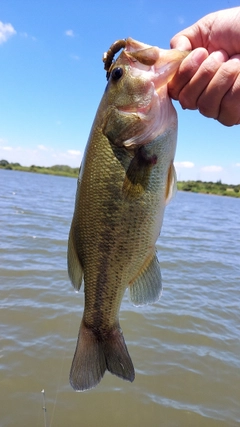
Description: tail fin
70,321,135,391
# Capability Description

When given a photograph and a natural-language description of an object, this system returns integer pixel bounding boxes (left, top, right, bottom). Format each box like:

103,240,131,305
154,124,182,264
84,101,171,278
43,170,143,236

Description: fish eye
111,67,123,81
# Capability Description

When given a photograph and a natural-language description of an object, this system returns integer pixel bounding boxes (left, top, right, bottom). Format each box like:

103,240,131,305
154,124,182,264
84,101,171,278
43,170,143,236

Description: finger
170,34,192,51
170,23,204,51
197,56,240,121
168,48,208,100
179,50,229,110
217,57,240,126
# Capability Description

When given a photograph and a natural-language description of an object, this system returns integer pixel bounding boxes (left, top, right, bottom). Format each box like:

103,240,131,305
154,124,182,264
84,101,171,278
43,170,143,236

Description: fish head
102,37,189,148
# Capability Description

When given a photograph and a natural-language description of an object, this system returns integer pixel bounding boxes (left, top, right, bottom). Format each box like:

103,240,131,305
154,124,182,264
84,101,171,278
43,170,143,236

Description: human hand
168,7,240,126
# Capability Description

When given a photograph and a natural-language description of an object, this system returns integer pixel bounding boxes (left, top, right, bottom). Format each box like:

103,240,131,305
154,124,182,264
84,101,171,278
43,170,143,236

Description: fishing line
41,389,48,427
48,302,75,427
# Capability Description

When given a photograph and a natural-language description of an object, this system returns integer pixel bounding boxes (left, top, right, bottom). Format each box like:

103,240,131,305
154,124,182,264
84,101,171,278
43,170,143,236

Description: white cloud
236,163,240,167
37,144,49,151
1,146,13,151
67,149,81,156
0,22,16,44
177,16,185,25
65,29,74,37
70,54,80,61
174,161,194,168
201,165,223,172
19,32,36,41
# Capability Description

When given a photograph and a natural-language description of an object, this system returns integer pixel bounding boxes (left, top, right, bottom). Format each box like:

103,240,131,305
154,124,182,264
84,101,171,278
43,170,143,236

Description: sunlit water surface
0,169,240,427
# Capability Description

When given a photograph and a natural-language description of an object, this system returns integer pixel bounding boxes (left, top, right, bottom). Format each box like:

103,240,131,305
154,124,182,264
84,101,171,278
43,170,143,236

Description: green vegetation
0,160,240,198
177,179,240,198
0,159,79,178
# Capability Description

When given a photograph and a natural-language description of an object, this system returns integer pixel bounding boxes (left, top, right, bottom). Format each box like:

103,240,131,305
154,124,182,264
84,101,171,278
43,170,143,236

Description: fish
67,37,188,391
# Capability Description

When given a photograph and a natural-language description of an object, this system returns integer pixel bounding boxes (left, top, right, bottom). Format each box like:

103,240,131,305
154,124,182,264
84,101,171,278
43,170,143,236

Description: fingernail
191,48,208,63
210,50,228,62
230,55,240,63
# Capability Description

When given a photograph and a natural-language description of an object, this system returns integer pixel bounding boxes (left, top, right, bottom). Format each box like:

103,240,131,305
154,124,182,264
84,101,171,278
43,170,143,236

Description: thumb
170,34,192,51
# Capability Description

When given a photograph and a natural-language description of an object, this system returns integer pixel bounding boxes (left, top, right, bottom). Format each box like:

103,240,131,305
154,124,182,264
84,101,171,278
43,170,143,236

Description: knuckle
179,91,197,110
199,53,226,77
218,62,240,85
222,82,240,109
218,81,240,126
218,116,234,127
197,99,215,118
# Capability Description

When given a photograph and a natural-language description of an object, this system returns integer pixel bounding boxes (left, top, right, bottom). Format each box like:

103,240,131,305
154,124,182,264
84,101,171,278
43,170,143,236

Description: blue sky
0,0,239,184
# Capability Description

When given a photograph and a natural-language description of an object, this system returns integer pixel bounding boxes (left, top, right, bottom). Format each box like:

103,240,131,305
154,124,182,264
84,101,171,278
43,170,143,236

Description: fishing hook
102,39,126,79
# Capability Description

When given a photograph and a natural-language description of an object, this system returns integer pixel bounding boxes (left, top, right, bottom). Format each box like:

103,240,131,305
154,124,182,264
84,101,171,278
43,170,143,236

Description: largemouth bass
68,38,188,391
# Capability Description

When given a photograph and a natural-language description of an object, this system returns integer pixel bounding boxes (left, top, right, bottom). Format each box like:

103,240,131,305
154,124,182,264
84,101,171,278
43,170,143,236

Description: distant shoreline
1,160,239,198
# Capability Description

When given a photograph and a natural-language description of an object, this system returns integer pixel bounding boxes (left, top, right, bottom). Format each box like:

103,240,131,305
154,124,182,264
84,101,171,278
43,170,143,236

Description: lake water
0,169,240,427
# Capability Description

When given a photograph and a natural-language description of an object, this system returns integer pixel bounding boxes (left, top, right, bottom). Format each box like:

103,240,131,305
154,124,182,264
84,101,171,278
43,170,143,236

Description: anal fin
129,252,162,306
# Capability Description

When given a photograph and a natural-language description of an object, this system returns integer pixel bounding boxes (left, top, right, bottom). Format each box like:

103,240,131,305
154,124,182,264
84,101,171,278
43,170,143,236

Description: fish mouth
103,38,189,149
124,37,189,90
103,38,189,86
119,39,188,148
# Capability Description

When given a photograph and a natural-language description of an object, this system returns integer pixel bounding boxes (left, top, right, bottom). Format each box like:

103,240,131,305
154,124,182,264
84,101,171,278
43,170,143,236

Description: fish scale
67,37,188,391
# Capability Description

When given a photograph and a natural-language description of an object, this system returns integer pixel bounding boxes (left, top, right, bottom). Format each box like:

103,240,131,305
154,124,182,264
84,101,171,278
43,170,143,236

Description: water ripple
0,170,240,426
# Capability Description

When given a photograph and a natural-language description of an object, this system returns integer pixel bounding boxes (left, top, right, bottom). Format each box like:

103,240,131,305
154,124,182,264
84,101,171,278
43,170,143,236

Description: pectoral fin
67,223,83,291
165,161,177,205
122,147,157,199
128,252,162,306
